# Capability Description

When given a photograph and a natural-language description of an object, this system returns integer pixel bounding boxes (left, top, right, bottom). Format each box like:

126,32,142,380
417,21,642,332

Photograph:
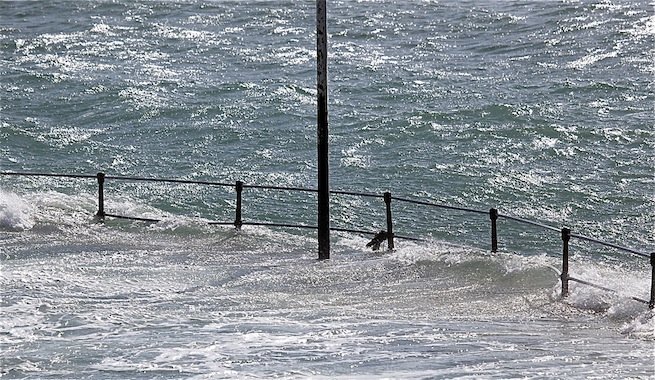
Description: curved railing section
1,170,653,309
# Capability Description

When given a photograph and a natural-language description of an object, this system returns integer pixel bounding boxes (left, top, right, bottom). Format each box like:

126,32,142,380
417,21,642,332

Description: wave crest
0,190,35,231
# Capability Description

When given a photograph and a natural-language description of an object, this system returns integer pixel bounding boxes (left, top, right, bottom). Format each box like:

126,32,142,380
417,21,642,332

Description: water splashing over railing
2,170,653,309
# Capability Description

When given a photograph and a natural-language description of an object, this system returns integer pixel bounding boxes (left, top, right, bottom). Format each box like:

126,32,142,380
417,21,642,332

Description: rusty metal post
234,181,243,230
490,208,498,253
561,227,571,298
384,192,394,250
649,252,655,309
316,0,330,260
96,172,105,220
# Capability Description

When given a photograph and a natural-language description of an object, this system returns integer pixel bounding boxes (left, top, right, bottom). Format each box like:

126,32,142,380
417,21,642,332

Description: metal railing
1,170,653,309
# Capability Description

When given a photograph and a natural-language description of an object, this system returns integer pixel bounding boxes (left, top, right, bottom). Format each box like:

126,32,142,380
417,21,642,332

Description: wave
333,237,654,339
1,188,652,341
0,189,35,231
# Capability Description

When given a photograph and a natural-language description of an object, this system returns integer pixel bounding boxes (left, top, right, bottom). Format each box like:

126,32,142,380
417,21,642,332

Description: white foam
0,190,35,231
567,50,619,70
89,23,115,36
548,256,653,333
620,313,655,340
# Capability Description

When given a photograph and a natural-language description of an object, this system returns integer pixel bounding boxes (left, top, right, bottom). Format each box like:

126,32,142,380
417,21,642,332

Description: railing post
96,172,105,220
561,227,571,298
649,252,655,310
384,192,394,251
489,208,498,253
234,181,243,230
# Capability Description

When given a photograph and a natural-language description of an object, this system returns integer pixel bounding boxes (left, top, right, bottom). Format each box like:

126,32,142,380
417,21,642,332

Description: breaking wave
0,190,35,231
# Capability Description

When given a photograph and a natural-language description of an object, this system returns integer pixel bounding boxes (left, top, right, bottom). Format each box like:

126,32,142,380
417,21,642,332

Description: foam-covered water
1,0,654,378
1,188,653,378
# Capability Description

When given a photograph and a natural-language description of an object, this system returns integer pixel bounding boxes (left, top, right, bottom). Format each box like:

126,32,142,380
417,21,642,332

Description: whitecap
566,50,618,70
90,23,115,36
0,190,35,231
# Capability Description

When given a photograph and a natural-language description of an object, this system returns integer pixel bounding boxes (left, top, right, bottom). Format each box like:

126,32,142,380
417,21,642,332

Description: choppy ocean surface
1,0,654,378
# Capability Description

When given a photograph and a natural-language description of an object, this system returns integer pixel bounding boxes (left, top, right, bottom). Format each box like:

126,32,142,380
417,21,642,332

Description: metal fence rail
1,170,653,309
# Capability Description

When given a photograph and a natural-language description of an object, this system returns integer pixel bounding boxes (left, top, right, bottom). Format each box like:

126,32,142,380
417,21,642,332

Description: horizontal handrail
498,213,651,260
500,213,650,260
106,175,233,187
244,184,317,193
100,214,424,241
209,182,383,199
1,170,650,258
332,189,383,199
392,195,489,215
570,232,650,259
0,171,97,179
568,276,649,305
497,213,562,233
104,213,160,223
0,171,387,198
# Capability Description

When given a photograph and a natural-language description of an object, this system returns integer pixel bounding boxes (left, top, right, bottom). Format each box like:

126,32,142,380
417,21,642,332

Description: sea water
1,0,654,378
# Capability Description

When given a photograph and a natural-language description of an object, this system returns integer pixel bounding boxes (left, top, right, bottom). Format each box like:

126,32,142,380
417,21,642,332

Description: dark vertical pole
489,208,498,253
234,181,243,230
317,0,330,260
96,172,105,220
649,252,655,309
384,192,394,251
561,227,571,298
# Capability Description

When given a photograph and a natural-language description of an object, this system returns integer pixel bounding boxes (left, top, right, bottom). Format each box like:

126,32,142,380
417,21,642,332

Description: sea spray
0,190,34,231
